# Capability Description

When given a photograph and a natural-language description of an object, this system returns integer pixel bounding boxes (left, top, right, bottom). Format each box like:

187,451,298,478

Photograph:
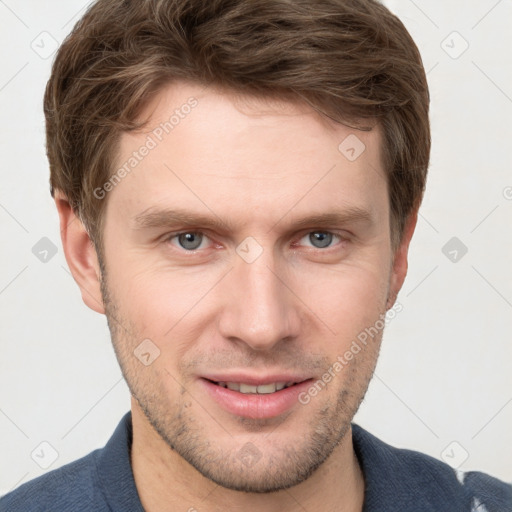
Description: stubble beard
99,270,379,493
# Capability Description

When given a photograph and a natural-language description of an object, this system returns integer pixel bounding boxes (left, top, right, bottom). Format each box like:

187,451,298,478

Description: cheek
108,262,221,342
298,261,389,317
290,261,390,355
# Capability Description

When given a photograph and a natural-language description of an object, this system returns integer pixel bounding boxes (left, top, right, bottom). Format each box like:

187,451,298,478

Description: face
97,81,403,492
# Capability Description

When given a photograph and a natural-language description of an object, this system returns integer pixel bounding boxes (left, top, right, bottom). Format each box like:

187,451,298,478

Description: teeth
239,383,258,393
217,381,294,394
256,383,276,394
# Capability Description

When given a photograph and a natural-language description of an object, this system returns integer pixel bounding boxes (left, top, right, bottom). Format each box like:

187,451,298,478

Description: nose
217,249,302,352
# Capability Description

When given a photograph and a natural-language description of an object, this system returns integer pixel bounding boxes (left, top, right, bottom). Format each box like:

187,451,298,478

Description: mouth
200,376,314,419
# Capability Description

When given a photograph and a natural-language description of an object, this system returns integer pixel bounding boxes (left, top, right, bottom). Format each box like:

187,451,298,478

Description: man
1,0,510,510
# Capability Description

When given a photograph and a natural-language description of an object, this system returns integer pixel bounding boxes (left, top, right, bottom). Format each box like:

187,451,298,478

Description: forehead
109,81,387,228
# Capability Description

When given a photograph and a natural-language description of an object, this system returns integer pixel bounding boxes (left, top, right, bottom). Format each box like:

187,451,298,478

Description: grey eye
177,232,204,250
309,231,333,248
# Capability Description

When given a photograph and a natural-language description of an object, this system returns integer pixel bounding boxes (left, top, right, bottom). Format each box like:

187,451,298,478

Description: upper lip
201,373,312,386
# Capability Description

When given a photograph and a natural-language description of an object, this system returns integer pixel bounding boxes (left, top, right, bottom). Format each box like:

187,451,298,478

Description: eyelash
165,230,346,252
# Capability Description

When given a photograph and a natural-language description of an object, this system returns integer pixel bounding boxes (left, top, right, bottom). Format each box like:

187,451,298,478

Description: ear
386,208,418,310
54,191,105,314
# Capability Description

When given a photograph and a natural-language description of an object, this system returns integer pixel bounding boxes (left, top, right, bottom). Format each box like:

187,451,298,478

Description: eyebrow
278,207,374,231
133,207,233,231
132,206,374,232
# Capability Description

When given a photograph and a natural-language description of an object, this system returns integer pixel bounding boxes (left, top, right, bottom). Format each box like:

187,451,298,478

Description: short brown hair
44,0,430,253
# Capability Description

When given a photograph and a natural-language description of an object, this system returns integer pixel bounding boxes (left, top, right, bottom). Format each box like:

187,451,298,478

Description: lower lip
200,379,313,419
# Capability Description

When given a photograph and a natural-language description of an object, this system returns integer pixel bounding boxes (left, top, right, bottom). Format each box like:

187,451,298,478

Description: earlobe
54,191,105,314
387,209,419,310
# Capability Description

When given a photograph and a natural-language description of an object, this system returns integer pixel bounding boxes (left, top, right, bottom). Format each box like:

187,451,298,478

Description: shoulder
461,470,512,511
0,412,140,512
351,423,512,512
0,450,108,512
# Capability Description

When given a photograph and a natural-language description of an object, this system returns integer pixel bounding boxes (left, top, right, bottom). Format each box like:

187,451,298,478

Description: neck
130,401,365,512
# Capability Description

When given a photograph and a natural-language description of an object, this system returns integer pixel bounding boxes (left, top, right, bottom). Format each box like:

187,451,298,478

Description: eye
169,232,210,251
299,231,340,249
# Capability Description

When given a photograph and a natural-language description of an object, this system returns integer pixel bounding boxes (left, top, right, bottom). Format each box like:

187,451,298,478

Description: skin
56,81,417,512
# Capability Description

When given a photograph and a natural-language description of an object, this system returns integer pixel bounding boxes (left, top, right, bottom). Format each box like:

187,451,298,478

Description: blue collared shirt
1,412,510,511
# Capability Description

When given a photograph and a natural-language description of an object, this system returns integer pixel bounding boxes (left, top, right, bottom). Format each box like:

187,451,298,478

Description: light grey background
1,0,511,496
